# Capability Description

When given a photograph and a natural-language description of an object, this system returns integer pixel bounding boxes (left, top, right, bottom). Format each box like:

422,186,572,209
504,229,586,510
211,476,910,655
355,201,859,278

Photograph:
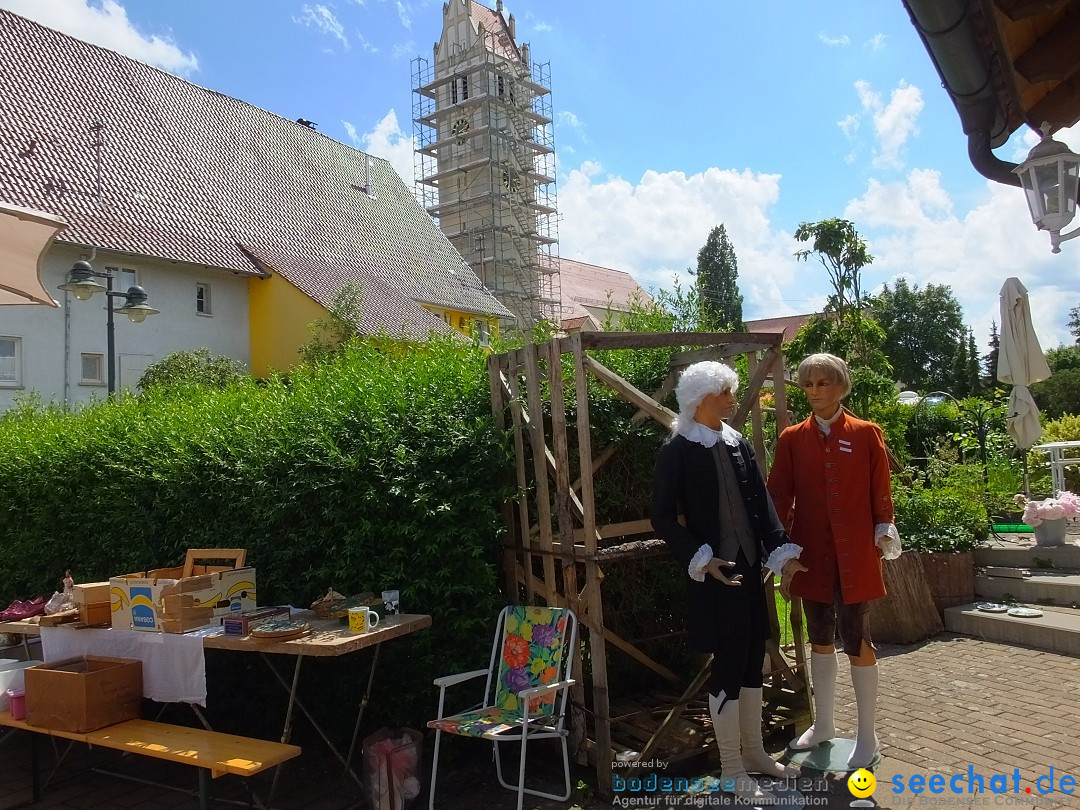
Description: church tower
412,0,559,329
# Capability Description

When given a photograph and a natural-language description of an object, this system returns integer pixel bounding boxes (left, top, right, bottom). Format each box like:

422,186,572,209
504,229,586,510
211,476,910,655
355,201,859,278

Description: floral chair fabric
427,606,569,738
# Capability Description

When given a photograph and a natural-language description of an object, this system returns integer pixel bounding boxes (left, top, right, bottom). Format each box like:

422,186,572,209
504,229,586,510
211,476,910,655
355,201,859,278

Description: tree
982,320,1001,388
694,224,744,331
1069,305,1080,344
870,278,965,390
952,336,971,398
789,218,893,416
138,348,246,391
966,330,982,396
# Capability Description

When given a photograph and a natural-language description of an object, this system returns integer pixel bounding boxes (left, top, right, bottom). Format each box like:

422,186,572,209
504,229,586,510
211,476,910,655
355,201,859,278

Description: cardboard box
111,550,256,633
78,601,111,627
25,656,142,733
222,605,289,636
73,581,110,605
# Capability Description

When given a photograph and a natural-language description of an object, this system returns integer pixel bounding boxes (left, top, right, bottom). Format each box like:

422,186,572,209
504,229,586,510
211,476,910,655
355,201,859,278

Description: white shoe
790,651,837,750
740,687,800,778
710,692,777,805
846,664,880,769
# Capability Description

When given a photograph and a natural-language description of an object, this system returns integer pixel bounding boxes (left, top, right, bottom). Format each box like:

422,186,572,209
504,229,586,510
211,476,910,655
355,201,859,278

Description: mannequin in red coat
766,353,901,770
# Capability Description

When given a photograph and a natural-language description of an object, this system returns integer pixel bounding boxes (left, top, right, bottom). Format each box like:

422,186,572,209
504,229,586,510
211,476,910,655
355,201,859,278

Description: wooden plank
572,518,655,543
605,629,680,684
489,354,521,601
0,713,301,778
545,339,581,614
669,343,775,369
1015,14,1080,83
578,331,782,351
732,346,777,431
523,342,558,604
581,354,676,429
635,655,712,762
772,346,790,441
571,332,613,797
748,352,767,465
202,613,430,657
504,365,537,604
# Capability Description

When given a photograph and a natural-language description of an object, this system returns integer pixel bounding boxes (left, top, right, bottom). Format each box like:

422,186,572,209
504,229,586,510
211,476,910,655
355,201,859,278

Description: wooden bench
1,710,301,808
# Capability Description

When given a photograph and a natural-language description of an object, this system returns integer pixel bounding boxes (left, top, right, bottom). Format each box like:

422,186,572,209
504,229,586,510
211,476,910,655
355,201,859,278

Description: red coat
767,411,893,604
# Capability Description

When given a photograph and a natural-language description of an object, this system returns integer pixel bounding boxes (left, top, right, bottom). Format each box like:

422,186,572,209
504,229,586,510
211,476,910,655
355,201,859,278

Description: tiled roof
558,257,650,319
470,2,519,61
744,313,815,341
0,9,510,336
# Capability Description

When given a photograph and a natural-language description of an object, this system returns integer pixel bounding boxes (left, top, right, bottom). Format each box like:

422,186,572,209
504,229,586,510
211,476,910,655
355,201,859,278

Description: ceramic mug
348,607,380,633
381,589,400,616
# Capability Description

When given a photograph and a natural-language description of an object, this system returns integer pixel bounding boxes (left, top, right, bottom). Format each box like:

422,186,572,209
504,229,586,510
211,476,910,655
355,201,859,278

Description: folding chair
427,605,578,810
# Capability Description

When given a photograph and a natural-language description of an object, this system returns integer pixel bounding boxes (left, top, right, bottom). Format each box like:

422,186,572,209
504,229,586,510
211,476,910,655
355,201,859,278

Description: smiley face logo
848,768,876,798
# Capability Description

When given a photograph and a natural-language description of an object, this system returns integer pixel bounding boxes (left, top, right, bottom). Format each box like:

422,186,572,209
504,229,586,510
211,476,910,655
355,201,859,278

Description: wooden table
200,612,432,800
0,618,41,659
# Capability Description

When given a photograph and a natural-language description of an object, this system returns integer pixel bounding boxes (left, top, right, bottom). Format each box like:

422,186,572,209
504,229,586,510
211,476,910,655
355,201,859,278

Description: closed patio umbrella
997,277,1051,492
0,201,65,306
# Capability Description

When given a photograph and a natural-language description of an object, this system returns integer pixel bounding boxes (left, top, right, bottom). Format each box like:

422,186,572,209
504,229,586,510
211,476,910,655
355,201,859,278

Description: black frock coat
650,432,790,654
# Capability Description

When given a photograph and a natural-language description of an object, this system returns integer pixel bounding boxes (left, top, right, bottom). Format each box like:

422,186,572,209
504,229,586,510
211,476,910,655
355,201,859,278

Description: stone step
974,536,1080,569
944,602,1080,656
975,569,1080,606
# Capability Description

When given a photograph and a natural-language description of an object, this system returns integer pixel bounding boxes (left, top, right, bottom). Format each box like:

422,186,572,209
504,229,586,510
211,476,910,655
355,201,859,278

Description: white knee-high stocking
709,691,776,804
846,663,880,768
789,651,837,750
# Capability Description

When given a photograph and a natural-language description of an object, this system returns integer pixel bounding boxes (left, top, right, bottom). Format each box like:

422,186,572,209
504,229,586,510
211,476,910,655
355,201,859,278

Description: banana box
110,564,256,633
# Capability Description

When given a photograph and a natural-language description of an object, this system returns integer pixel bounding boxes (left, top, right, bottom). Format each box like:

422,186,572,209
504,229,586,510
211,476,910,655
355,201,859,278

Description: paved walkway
1,633,1077,808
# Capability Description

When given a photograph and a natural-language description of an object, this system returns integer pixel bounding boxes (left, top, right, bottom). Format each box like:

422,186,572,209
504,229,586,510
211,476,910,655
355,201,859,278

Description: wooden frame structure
487,331,808,796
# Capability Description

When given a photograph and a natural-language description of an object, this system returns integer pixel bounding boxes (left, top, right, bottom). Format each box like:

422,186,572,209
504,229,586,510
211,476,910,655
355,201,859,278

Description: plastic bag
364,727,422,810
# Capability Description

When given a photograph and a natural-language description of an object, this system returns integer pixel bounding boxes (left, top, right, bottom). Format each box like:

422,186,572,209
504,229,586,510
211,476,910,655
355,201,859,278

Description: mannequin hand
779,560,808,599
705,558,742,586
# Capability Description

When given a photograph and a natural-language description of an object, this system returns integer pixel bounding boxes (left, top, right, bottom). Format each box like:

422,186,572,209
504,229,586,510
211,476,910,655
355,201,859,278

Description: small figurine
62,569,74,598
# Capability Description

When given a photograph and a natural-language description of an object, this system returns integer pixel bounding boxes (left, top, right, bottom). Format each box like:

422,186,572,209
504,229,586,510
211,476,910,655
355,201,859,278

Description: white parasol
997,277,1052,492
0,202,66,307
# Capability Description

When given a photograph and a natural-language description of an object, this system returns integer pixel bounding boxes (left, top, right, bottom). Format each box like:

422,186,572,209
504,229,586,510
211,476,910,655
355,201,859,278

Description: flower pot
1033,518,1067,547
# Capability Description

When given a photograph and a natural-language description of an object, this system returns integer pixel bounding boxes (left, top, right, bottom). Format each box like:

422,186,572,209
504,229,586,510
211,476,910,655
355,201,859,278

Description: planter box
25,656,142,733
919,551,975,616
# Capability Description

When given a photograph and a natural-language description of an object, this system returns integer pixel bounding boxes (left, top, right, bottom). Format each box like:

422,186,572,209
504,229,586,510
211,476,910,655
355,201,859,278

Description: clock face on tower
451,117,470,142
502,166,520,192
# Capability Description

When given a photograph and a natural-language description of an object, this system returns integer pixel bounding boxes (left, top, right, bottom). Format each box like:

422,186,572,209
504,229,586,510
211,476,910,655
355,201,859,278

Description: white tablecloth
40,626,206,705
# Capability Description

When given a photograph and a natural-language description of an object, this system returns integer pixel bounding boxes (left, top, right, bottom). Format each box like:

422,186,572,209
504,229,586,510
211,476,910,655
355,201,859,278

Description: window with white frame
81,353,105,385
0,337,21,386
105,266,138,293
196,282,212,315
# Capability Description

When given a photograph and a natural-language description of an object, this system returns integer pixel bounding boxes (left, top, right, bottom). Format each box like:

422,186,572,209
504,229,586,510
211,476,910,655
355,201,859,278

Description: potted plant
1016,491,1080,547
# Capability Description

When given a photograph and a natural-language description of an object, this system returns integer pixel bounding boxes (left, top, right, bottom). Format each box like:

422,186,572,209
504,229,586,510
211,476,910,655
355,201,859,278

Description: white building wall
0,245,250,411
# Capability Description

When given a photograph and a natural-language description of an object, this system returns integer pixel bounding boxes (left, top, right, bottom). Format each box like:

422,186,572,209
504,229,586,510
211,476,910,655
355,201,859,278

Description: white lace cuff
875,523,902,560
689,544,713,582
764,543,802,577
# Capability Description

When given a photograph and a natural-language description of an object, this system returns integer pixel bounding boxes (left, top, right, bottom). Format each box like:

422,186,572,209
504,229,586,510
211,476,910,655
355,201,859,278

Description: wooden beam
605,630,681,684
579,331,783,351
503,366,536,603
993,0,1070,23
668,342,776,368
522,342,558,604
582,354,676,429
545,339,581,610
748,352,767,464
635,655,712,762
1015,14,1080,83
732,346,778,431
1028,69,1080,130
488,354,520,600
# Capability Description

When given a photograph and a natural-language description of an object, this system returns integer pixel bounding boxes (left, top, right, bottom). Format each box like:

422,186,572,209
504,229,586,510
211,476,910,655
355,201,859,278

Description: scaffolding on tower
412,25,560,329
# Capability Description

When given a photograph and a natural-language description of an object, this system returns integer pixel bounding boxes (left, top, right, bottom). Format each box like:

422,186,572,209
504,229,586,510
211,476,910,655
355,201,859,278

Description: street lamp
59,260,159,394
1013,124,1080,254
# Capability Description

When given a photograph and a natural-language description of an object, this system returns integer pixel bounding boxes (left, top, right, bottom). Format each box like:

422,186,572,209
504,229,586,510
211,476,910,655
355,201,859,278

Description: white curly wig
672,361,739,430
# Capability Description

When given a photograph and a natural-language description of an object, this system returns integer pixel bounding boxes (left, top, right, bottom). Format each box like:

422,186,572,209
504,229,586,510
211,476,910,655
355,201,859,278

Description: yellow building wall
248,274,331,378
422,304,499,342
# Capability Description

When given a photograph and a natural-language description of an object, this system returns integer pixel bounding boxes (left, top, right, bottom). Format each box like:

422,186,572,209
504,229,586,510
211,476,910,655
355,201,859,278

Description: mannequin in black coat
651,361,800,801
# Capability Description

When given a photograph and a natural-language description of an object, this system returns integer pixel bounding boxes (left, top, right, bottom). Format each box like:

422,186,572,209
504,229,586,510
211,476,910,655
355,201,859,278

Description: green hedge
0,337,513,733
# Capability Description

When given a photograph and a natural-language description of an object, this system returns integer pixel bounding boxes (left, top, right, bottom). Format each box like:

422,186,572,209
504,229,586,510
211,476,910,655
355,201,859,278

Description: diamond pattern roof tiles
0,9,510,336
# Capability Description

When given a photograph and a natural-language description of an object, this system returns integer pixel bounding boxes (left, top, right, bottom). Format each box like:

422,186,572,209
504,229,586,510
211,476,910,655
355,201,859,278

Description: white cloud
356,31,378,53
0,0,198,74
293,4,347,49
838,114,860,139
348,109,416,188
557,163,801,316
844,159,1079,348
534,21,552,33
392,40,416,59
853,79,924,170
395,0,411,29
819,32,850,47
865,33,887,51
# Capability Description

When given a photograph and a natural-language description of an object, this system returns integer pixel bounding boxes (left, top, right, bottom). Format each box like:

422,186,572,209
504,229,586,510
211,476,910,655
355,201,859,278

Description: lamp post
59,260,159,394
1013,124,1080,254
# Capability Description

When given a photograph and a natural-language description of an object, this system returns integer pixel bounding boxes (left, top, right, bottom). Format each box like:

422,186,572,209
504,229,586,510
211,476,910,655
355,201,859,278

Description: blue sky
4,0,1079,349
